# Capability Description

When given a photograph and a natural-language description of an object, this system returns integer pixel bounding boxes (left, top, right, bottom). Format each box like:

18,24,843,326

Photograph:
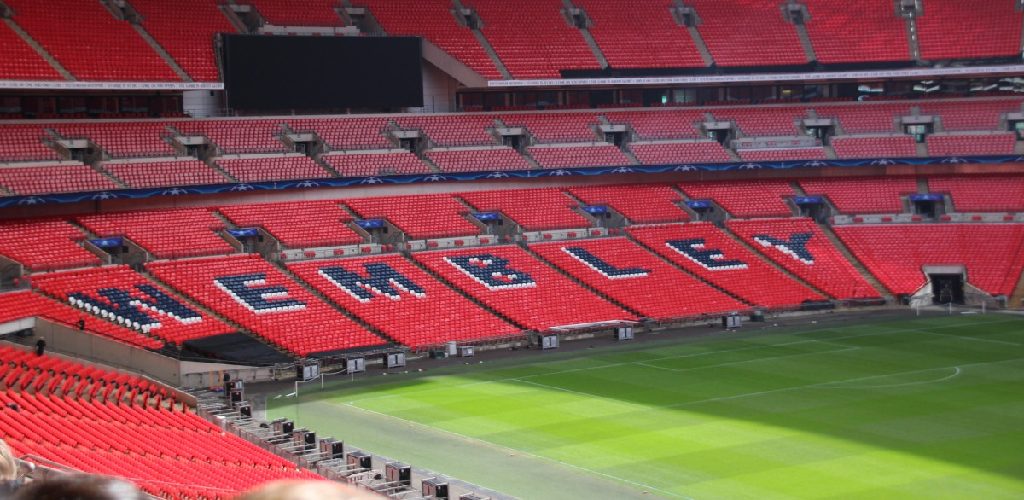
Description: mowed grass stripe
279,314,1024,499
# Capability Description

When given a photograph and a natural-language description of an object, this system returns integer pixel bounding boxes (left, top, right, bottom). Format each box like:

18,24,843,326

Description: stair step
131,24,192,83
816,222,895,302
2,18,74,80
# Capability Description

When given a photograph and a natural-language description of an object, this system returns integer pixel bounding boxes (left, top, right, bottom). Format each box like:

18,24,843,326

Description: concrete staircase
89,161,129,189
563,0,609,70
131,24,193,82
452,0,512,79
1,17,74,80
815,222,895,302
204,157,239,183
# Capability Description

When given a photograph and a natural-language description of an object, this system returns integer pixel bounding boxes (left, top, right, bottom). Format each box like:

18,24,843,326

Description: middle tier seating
288,254,521,348
830,135,918,159
76,208,235,259
396,115,498,147
413,245,635,331
0,163,119,195
925,133,1018,156
726,218,880,299
629,223,825,308
321,151,432,177
215,155,333,182
928,175,1024,212
835,224,1024,296
56,122,176,158
528,144,633,169
31,266,234,345
799,176,917,213
219,201,364,248
630,141,733,165
426,147,532,173
738,148,827,162
569,184,689,224
105,159,228,188
530,237,746,320
460,189,591,230
175,120,288,154
147,254,387,355
679,180,795,217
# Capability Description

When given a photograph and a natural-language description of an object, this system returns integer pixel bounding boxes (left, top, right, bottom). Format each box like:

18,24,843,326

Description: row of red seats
927,175,1024,212
461,188,591,230
76,208,234,259
803,0,911,64
55,122,175,158
629,223,825,308
799,176,917,214
835,224,1024,295
30,266,234,345
679,180,795,217
926,133,1018,156
528,144,633,168
322,151,431,177
631,141,732,164
288,254,521,348
530,237,745,320
344,194,481,240
0,22,62,80
219,200,364,249
569,184,689,224
0,163,119,195
426,147,533,172
831,135,918,159
0,219,101,271
397,114,499,147
132,0,235,82
146,254,387,355
577,0,705,70
915,0,1023,61
216,156,333,183
738,148,827,162
0,344,166,401
105,159,227,188
286,117,394,150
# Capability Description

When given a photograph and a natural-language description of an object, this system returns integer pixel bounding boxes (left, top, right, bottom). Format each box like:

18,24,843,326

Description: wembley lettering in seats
214,273,306,313
68,284,202,332
666,239,749,270
318,263,426,302
753,233,815,264
445,254,536,290
562,247,649,279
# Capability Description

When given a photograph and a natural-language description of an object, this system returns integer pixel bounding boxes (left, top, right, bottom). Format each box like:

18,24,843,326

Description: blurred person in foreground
11,475,148,500
237,479,384,500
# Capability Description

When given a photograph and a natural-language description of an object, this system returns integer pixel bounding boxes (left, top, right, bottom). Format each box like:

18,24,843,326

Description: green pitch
266,313,1024,499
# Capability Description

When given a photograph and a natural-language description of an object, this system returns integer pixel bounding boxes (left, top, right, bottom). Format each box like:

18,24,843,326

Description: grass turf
266,313,1024,499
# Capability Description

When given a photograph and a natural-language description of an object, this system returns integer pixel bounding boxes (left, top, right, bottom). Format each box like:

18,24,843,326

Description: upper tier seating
0,345,320,498
727,218,880,299
0,22,62,80
216,155,332,182
569,184,689,223
0,125,61,162
147,254,387,355
687,0,807,67
286,117,393,150
321,151,431,177
814,102,909,134
55,122,175,158
799,176,917,213
132,0,235,82
5,0,178,81
104,159,228,188
413,245,634,330
834,224,1024,296
248,0,344,26
576,0,705,69
679,180,795,217
831,136,918,159
0,163,119,195
461,189,591,230
530,238,745,319
918,100,1022,131
528,144,633,168
605,110,706,139
713,107,807,136
31,266,234,345
630,141,733,165
77,208,234,259
175,120,287,154
737,148,827,162
500,112,601,142
0,219,100,271
396,115,498,147
925,133,1017,156
928,175,1024,212
916,0,1023,61
288,254,521,349
344,194,480,240
426,147,532,173
219,201,364,248
629,223,824,307
364,0,502,79
467,0,601,78
803,0,911,63
0,291,163,349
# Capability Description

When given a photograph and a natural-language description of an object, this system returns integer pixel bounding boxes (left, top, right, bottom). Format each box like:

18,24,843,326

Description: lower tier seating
629,223,825,308
679,180,795,217
0,292,163,350
288,254,521,349
0,163,119,195
631,141,733,165
426,147,532,172
146,254,387,355
216,156,332,182
413,245,635,331
460,189,591,230
0,219,100,271
928,175,1024,212
30,266,234,345
530,238,746,320
834,224,1024,296
105,159,228,188
77,208,235,259
218,201,364,248
0,345,320,498
344,194,480,240
727,218,880,299
528,144,633,169
569,184,689,224
321,151,431,177
799,176,917,214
